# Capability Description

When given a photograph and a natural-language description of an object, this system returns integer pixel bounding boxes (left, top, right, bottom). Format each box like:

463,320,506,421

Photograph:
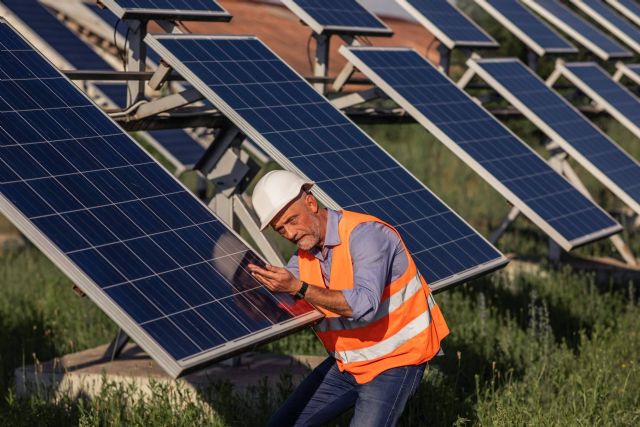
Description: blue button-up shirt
286,209,408,322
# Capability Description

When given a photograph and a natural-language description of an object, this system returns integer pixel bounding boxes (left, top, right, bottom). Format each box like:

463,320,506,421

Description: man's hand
247,263,301,295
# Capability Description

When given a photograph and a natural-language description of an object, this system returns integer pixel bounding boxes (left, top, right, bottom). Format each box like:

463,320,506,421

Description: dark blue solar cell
284,0,391,34
400,0,497,47
472,58,640,215
562,63,640,133
132,276,188,313
522,0,632,58
105,283,164,323
102,0,231,22
344,48,619,247
478,0,576,53
0,22,319,373
146,35,507,290
196,301,251,340
32,215,89,252
142,318,201,360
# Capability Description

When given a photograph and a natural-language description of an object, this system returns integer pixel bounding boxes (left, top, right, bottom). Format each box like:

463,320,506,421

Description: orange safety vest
298,210,450,384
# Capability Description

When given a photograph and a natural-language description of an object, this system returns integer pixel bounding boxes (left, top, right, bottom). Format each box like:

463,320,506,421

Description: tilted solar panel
396,0,499,49
473,0,577,55
99,0,232,21
570,0,640,54
144,34,509,291
468,58,640,216
341,47,620,250
0,0,205,171
521,0,633,59
282,0,392,36
0,20,321,377
0,0,109,70
559,62,640,141
606,0,640,27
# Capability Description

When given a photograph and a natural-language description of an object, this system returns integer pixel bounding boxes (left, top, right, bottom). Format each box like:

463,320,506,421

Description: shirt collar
309,209,341,259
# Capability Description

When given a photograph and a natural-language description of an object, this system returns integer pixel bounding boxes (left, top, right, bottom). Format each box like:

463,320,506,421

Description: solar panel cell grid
100,0,231,21
0,21,319,375
470,58,640,215
570,0,640,54
341,47,620,248
397,0,498,48
560,62,640,139
144,35,507,290
474,0,576,54
521,0,632,59
284,0,391,34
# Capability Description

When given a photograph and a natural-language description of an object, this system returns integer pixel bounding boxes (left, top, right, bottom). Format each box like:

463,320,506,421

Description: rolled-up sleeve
286,251,300,280
342,222,402,322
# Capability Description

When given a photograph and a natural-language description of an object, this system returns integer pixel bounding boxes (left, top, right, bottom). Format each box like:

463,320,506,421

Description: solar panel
0,0,205,172
144,34,509,291
0,0,110,70
341,47,620,250
396,0,499,49
570,0,640,54
281,0,392,36
521,0,633,59
473,0,577,55
606,0,640,27
558,62,640,141
0,19,321,377
468,57,640,216
99,0,232,21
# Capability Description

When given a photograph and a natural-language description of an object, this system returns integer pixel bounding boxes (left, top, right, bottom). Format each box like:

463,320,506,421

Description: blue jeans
268,356,426,427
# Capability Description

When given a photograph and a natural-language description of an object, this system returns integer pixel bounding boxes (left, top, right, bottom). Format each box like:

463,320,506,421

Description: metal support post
489,206,521,244
437,43,451,75
313,33,330,94
125,19,148,105
456,67,476,89
102,328,130,361
526,49,538,71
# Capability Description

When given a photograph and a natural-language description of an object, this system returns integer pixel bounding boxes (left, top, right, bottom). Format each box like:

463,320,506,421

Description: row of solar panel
1,0,639,381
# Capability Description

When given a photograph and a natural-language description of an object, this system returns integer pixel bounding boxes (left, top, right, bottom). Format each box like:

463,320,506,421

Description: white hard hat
252,170,314,231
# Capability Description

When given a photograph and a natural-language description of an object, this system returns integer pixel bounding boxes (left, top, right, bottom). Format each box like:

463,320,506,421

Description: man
247,170,449,427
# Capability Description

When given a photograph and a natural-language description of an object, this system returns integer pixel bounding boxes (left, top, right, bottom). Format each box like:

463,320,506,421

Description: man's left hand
247,263,300,295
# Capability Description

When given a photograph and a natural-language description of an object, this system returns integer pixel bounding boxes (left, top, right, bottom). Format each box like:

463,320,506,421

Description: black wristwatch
294,281,309,300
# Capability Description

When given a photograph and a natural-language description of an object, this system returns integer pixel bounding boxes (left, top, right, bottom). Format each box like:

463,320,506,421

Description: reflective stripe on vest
315,273,433,333
333,304,433,364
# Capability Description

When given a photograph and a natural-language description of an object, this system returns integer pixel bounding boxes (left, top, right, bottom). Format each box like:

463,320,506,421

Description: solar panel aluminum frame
341,47,621,250
395,0,499,49
615,61,640,86
466,57,640,217
605,0,640,27
0,20,323,378
570,0,640,54
98,0,232,22
556,61,640,146
520,0,633,60
281,0,393,37
143,34,509,292
473,0,578,55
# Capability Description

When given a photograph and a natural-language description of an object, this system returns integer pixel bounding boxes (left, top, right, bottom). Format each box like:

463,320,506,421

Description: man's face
271,192,323,251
